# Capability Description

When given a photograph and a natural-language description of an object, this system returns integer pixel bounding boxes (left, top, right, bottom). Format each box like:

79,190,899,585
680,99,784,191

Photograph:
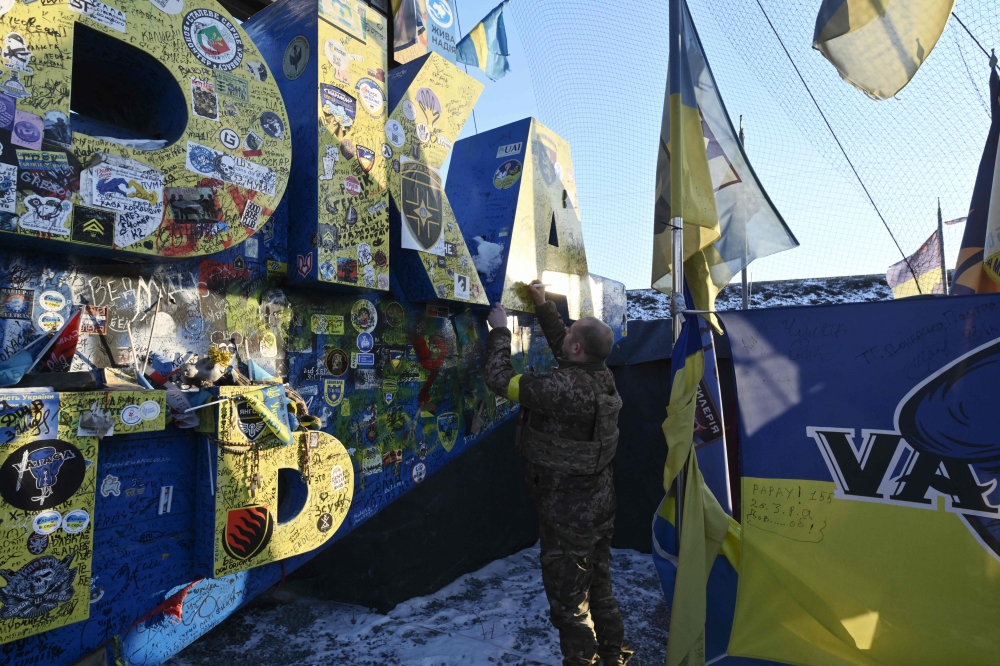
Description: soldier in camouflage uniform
485,281,632,666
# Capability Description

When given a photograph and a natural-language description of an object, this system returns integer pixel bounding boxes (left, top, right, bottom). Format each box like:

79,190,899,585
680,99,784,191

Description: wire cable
752,0,923,290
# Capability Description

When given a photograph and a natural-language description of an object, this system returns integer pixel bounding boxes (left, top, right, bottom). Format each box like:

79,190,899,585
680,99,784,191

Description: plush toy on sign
183,347,232,387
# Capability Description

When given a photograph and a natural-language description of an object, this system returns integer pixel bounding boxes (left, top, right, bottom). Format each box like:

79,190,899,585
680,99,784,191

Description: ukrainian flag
885,227,945,298
652,0,797,317
455,0,510,81
813,0,955,100
956,66,1000,294
657,299,734,666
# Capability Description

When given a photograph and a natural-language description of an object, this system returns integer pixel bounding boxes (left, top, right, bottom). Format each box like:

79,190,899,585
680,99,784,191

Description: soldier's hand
528,280,546,306
487,303,508,329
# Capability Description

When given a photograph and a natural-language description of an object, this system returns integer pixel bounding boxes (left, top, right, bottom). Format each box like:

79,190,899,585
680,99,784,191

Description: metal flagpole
669,0,684,538
740,116,749,310
938,198,949,295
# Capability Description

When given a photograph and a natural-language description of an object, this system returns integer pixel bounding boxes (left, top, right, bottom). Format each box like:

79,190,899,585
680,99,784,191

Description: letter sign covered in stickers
387,53,488,303
0,0,291,257
0,389,165,642
315,1,391,290
203,430,354,578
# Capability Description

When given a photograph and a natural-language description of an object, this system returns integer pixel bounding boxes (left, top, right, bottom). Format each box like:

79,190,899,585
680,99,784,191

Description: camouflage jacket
485,301,620,528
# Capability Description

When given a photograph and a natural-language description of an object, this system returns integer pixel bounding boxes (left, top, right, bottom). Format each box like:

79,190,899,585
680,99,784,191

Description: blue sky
444,0,996,290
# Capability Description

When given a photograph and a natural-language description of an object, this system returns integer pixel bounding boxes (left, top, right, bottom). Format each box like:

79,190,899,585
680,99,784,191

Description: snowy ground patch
170,545,667,666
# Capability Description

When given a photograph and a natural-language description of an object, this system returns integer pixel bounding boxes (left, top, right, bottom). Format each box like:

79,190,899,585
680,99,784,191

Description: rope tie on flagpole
752,0,924,293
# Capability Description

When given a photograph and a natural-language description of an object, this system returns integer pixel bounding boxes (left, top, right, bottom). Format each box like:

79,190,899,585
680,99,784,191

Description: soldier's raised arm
527,280,568,361
484,301,567,412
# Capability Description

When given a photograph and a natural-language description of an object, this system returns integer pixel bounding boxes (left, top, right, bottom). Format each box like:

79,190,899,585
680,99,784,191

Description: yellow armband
507,374,522,402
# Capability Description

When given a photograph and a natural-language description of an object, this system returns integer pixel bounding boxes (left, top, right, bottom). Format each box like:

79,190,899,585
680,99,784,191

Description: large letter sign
0,0,291,257
386,52,488,304
448,118,595,317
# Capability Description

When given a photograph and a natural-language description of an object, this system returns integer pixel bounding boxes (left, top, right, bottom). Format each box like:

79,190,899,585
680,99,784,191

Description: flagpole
740,116,749,310
938,198,948,295
669,0,685,538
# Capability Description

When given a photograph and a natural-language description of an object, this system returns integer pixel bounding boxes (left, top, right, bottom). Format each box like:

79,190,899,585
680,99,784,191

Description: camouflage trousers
538,518,631,666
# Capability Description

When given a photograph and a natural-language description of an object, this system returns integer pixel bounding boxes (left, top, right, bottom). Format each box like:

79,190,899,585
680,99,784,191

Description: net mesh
508,0,1000,290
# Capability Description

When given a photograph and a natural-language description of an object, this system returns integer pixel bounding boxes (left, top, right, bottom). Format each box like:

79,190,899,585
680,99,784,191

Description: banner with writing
722,296,1000,665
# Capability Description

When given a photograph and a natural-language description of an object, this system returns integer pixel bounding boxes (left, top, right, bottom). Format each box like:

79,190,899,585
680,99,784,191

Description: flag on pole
653,0,797,317
886,228,946,298
953,66,1000,295
658,293,732,666
813,0,955,100
32,309,82,374
455,0,510,80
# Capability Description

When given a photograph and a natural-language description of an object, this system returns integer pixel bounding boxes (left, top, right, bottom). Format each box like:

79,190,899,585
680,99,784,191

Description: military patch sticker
0,440,86,511
0,288,32,320
71,206,114,247
324,379,345,407
282,35,309,80
183,10,244,71
0,554,77,620
325,349,348,376
223,506,273,560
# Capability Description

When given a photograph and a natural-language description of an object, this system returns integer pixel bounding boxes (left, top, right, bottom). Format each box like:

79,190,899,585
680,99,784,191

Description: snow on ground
627,274,894,321
170,545,668,666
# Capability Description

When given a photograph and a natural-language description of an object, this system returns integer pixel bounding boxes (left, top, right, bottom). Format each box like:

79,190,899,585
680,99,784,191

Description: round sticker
0,440,86,511
377,273,389,290
14,120,39,143
340,138,355,159
32,510,61,535
412,462,427,484
39,291,65,312
326,349,348,376
415,123,430,144
350,299,377,333
317,512,333,532
344,176,361,197
401,100,416,121
219,127,240,150
385,119,405,148
27,532,48,555
357,332,374,353
426,0,453,28
356,78,385,117
62,509,90,534
493,159,522,190
325,39,348,69
384,302,404,328
140,400,161,421
37,312,64,332
182,10,244,72
120,405,142,426
244,59,268,82
260,111,285,140
380,143,393,159
187,144,216,173
283,35,310,80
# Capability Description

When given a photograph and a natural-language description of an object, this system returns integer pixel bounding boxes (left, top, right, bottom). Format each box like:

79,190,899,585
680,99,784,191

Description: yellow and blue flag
455,0,510,81
653,287,777,665
656,289,747,666
813,0,955,100
653,0,797,316
885,226,945,298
